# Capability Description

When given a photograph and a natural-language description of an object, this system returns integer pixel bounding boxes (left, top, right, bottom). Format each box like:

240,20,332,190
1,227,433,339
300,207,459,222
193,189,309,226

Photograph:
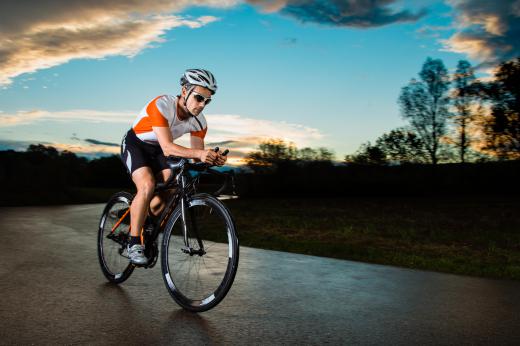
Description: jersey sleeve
190,114,208,139
190,127,208,139
146,95,169,127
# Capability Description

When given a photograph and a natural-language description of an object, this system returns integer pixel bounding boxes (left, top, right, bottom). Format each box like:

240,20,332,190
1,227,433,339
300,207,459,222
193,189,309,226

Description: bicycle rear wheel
161,193,239,312
98,191,135,283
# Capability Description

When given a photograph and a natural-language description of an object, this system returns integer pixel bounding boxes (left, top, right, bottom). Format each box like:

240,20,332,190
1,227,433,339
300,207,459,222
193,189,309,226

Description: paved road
1,204,520,345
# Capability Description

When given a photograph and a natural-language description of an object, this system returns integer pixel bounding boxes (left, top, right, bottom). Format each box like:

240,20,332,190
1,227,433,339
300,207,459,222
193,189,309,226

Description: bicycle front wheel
97,191,135,284
161,193,239,312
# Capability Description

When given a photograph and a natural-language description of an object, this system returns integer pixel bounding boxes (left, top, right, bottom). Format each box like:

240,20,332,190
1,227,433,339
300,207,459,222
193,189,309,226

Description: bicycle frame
110,157,230,257
148,165,194,253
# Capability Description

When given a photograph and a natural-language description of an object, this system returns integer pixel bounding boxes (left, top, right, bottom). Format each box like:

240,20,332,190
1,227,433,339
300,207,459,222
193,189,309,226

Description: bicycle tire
97,191,135,284
161,193,239,312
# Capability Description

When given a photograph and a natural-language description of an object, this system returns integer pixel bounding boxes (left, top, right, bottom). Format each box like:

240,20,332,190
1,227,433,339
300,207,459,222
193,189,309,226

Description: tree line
238,136,520,197
1,136,519,206
0,144,131,205
346,57,520,165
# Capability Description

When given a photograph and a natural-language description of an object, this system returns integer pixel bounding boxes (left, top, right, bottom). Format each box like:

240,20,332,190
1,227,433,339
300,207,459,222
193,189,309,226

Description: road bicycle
97,149,239,312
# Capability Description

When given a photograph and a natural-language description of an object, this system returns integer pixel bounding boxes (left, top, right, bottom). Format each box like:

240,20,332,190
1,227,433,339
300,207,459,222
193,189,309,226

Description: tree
344,142,386,165
315,147,335,161
296,147,335,162
297,147,318,161
246,139,336,172
246,139,297,172
374,128,428,164
482,57,520,159
451,60,480,163
399,58,451,165
26,144,59,162
345,128,428,165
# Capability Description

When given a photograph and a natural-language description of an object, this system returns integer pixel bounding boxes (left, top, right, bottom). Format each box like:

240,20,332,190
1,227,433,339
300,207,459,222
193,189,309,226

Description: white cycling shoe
128,244,147,265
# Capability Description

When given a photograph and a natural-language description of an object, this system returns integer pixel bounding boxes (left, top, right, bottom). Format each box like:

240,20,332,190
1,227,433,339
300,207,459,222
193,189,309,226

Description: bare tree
482,57,520,159
399,58,451,165
451,60,479,163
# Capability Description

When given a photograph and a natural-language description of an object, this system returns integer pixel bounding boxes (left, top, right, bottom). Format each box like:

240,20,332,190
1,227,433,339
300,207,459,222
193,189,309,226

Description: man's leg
149,168,172,217
130,167,155,238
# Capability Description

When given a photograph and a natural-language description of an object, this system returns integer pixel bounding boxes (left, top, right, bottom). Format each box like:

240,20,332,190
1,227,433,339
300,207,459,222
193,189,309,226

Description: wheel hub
182,246,206,256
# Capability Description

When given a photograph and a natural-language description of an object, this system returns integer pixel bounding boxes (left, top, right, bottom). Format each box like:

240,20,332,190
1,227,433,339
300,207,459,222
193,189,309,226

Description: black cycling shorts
120,129,169,176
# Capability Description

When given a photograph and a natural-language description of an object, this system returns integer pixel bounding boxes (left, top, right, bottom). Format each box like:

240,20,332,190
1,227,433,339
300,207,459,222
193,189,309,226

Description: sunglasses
192,91,212,105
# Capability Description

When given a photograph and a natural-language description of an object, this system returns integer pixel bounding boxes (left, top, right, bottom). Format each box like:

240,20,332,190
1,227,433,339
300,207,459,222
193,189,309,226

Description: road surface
1,204,519,345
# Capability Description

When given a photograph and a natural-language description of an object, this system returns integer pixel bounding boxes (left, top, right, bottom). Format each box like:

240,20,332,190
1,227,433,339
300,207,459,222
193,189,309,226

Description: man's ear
181,86,186,97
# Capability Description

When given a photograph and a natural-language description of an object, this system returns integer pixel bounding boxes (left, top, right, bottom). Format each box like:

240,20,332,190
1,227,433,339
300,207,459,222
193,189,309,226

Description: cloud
443,0,520,65
0,109,324,150
0,0,431,85
84,139,120,147
246,0,426,28
204,114,325,164
51,142,121,156
169,113,325,164
0,0,237,85
0,139,51,152
0,109,134,127
205,113,323,146
0,107,325,164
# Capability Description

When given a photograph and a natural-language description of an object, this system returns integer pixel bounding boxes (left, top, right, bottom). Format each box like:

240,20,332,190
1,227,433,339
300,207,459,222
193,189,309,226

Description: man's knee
133,171,156,199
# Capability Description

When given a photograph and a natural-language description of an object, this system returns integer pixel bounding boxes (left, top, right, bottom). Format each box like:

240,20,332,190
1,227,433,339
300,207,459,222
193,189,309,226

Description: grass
223,195,520,280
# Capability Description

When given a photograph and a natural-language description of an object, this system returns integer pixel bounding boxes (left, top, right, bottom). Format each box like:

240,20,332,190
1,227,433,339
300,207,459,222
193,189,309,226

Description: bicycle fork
179,174,205,256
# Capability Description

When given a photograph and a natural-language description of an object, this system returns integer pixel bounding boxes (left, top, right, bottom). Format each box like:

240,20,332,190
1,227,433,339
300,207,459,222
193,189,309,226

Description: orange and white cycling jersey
132,94,207,145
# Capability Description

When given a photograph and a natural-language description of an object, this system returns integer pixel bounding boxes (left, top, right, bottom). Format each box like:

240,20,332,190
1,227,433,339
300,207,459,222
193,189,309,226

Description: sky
0,0,519,164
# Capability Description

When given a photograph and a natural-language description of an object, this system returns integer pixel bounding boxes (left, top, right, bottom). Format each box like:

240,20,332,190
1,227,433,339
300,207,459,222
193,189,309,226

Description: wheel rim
100,199,132,277
164,199,236,307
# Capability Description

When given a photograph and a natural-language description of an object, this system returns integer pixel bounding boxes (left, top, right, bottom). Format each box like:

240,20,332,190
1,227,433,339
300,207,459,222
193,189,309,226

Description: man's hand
200,149,218,165
214,150,228,166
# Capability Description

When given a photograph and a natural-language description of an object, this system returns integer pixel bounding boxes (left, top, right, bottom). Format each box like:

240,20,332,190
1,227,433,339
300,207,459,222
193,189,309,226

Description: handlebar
155,147,230,194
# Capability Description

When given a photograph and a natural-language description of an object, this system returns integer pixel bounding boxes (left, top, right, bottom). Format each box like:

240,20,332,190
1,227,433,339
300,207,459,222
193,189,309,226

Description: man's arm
191,133,227,166
154,126,216,163
190,135,205,162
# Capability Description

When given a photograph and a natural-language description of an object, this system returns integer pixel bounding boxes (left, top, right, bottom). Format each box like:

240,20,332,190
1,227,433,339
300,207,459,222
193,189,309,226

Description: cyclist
120,68,227,265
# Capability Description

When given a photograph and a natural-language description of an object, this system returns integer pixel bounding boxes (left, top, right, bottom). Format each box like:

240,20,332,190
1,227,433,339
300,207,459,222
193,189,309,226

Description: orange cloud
0,0,430,85
443,0,520,64
0,0,236,85
51,142,121,155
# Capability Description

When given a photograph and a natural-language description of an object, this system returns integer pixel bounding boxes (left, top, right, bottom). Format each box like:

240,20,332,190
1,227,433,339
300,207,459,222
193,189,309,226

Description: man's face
183,85,212,116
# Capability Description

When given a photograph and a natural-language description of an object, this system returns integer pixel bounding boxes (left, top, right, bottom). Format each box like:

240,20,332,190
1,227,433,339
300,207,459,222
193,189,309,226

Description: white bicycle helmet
180,69,217,94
